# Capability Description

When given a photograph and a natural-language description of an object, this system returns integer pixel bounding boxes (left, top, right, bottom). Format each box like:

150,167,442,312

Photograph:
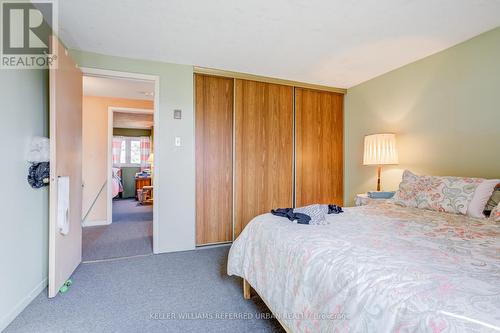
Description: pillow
483,184,500,217
490,202,500,222
467,180,500,218
393,170,420,208
394,170,482,215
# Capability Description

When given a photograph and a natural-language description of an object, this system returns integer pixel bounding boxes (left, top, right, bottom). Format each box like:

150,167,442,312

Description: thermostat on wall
173,109,182,119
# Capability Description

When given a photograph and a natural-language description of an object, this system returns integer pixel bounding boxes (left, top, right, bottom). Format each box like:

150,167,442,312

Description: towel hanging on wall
57,176,70,235
27,137,50,163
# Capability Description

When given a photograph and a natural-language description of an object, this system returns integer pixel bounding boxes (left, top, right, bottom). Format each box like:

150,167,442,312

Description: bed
227,201,500,332
111,167,123,198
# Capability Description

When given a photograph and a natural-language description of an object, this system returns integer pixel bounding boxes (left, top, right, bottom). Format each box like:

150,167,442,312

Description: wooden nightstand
355,193,392,206
135,177,151,199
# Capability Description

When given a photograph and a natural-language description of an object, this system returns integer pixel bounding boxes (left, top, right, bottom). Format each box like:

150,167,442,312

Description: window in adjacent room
113,136,150,167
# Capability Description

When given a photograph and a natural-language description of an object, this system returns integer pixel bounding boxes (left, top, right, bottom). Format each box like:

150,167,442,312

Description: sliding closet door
195,74,233,245
234,79,293,237
295,88,344,207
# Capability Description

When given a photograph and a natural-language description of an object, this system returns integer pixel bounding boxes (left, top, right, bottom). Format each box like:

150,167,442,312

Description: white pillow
467,179,500,218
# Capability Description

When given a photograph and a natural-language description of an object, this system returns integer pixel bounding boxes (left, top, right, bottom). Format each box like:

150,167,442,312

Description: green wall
71,49,195,253
344,27,500,205
0,70,49,331
120,167,141,198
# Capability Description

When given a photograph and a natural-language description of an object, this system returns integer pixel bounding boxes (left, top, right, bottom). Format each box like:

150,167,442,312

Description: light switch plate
174,136,181,147
173,109,182,119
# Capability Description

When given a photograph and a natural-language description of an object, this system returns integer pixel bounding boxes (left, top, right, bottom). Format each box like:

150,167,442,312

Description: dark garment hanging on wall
28,162,50,188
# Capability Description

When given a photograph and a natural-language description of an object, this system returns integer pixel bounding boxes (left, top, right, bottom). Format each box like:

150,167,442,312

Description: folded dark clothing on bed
271,204,344,225
295,204,327,224
328,204,343,214
271,208,311,224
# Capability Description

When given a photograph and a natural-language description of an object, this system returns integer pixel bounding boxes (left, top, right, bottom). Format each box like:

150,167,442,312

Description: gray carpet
82,199,153,261
5,246,284,333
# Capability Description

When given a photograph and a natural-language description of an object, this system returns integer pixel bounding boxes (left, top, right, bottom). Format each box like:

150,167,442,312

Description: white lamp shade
363,133,398,165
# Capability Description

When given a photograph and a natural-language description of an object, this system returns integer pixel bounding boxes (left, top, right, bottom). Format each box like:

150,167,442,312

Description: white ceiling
61,0,500,88
83,76,155,100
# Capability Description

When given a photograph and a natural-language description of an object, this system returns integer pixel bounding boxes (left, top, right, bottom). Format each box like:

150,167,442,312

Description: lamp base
376,166,382,191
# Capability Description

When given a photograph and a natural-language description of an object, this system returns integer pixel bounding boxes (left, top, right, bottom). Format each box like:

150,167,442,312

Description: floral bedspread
227,202,500,332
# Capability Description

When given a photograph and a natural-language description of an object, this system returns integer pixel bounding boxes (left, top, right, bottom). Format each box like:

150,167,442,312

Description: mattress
227,201,500,332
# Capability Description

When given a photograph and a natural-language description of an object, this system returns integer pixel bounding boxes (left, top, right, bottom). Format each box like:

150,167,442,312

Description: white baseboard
82,219,111,227
0,278,47,332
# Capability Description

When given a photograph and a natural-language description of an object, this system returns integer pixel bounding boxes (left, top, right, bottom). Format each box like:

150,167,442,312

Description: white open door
48,40,83,298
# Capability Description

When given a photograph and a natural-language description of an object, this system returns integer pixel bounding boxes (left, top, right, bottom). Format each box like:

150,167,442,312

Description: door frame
81,67,160,254
107,106,154,224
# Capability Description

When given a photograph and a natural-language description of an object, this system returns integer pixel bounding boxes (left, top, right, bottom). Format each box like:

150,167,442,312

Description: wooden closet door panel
295,88,344,207
234,79,293,237
195,74,233,245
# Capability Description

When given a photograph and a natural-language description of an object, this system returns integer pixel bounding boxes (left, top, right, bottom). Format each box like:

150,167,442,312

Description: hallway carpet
82,199,153,261
5,246,284,333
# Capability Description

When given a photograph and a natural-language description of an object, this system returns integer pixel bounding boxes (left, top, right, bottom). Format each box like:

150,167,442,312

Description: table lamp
363,133,398,191
147,153,154,183
147,153,154,165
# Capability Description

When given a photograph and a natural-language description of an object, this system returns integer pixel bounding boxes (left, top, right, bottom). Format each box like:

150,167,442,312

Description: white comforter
227,202,500,332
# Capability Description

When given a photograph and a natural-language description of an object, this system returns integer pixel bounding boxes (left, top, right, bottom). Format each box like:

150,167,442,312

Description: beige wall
344,27,500,206
82,96,153,222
